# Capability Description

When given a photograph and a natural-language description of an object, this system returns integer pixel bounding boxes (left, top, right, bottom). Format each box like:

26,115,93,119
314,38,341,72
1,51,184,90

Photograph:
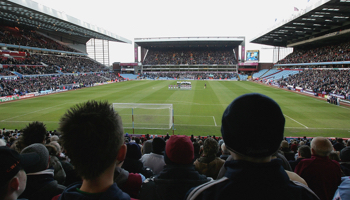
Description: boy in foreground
56,100,131,200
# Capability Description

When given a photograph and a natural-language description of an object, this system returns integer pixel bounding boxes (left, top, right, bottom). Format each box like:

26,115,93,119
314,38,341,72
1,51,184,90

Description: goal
112,103,174,130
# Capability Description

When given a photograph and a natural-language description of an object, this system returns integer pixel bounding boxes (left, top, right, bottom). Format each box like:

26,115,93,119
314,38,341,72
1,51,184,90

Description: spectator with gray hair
295,137,341,200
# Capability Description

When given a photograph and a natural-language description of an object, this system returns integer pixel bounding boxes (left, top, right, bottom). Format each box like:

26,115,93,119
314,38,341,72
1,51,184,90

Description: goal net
112,103,173,130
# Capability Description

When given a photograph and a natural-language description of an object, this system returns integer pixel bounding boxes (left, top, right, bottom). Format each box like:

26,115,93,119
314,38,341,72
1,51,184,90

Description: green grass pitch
0,80,349,138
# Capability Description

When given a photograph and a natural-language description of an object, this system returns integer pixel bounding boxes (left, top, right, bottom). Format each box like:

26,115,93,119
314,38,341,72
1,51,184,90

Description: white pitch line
213,116,217,126
284,114,308,129
1,103,67,122
285,127,350,130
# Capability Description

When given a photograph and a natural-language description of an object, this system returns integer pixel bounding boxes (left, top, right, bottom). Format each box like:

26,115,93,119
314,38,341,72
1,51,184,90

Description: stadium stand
143,48,237,65
0,26,78,52
277,40,350,64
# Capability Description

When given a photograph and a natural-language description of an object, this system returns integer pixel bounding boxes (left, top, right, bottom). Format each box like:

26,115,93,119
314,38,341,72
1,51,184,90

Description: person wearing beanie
18,143,66,200
0,146,40,200
139,135,211,200
194,137,225,180
186,93,319,200
140,138,166,175
122,142,154,178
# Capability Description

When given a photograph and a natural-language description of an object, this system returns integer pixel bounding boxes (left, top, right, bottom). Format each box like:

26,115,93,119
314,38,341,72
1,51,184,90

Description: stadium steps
267,70,300,81
11,71,23,78
120,74,139,80
261,69,283,79
252,69,268,79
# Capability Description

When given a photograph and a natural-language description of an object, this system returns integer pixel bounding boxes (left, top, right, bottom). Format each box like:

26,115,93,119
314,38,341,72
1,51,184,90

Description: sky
31,0,317,64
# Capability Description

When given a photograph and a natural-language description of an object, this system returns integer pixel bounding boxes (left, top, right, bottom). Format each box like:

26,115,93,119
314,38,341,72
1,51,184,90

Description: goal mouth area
112,103,173,130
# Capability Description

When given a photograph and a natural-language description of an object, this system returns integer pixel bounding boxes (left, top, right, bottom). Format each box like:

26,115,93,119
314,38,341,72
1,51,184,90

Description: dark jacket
139,164,211,200
58,182,130,200
186,159,319,200
289,157,305,171
19,169,66,200
122,157,153,178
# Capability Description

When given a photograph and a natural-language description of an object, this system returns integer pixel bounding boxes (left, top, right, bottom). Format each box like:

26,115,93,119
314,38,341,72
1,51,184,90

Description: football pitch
0,80,349,138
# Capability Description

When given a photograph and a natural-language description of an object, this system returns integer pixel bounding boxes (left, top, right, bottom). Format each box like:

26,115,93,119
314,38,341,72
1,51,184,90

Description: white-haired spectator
295,137,341,200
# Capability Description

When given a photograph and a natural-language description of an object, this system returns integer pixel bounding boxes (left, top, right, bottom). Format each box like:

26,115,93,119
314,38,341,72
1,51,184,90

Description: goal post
112,103,174,132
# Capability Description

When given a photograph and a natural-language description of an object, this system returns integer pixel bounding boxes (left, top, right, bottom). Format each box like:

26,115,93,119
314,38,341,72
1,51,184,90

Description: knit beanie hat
21,143,49,173
126,142,142,160
221,93,285,158
152,137,165,154
164,135,194,165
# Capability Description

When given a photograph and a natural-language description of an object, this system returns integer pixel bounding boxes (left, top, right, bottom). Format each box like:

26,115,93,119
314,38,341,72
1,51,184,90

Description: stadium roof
0,0,132,44
134,37,245,48
250,0,350,47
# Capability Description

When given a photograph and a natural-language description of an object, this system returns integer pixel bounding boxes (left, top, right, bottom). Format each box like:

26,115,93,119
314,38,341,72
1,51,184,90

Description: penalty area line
213,116,217,126
284,114,308,129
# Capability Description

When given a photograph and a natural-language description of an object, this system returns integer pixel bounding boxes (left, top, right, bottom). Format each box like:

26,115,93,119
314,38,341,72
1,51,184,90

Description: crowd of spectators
1,53,109,75
1,94,349,200
0,26,78,52
143,48,237,65
0,73,120,97
142,72,238,80
278,69,350,97
277,40,350,64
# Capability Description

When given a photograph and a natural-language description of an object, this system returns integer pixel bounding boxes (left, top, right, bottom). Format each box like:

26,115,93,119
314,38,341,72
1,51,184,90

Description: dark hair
135,137,140,144
193,142,200,155
59,100,124,180
298,145,311,158
203,137,219,156
18,121,47,150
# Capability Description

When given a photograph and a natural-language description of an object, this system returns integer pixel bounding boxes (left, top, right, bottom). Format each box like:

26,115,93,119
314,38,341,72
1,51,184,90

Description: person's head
142,140,153,155
125,142,142,160
310,137,333,157
21,143,50,173
59,100,125,180
337,138,343,144
0,146,39,200
152,137,166,155
297,145,311,158
0,139,6,146
164,135,194,165
50,135,59,142
18,121,47,150
49,141,61,155
203,137,219,157
46,144,58,157
347,139,350,146
221,93,285,162
280,140,289,149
